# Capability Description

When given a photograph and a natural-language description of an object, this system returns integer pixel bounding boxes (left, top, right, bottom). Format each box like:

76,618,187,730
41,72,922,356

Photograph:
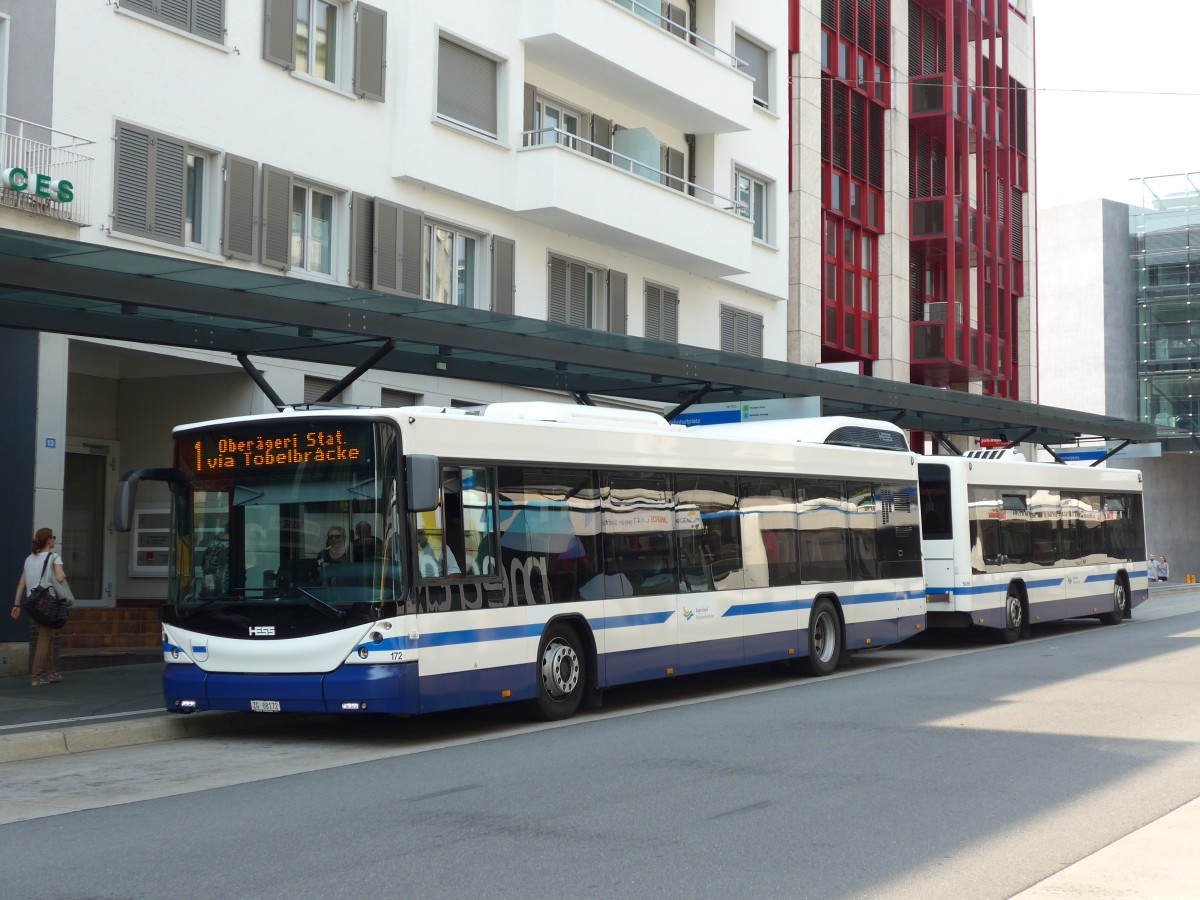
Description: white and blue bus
115,402,925,719
918,450,1148,642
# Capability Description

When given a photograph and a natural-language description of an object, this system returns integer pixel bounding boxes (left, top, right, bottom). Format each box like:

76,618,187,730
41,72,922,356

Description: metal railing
522,126,749,217
0,114,94,226
607,0,741,69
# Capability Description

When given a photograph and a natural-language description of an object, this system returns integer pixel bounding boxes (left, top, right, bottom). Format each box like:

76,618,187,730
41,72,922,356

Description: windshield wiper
295,587,347,622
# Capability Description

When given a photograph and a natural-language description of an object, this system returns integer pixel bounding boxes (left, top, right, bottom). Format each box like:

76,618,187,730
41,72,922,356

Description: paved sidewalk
0,662,261,762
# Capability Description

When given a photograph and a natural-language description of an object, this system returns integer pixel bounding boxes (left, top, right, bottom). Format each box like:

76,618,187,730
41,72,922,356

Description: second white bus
918,451,1148,641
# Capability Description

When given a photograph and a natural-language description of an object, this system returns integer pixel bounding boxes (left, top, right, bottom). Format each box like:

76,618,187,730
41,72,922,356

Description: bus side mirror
114,468,187,533
407,454,440,512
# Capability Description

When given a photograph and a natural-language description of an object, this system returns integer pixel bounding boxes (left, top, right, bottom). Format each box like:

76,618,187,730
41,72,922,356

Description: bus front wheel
533,622,585,721
1100,578,1128,626
799,598,842,677
998,588,1024,643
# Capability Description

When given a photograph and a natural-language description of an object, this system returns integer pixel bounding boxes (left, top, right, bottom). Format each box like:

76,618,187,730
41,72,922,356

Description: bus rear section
918,456,1149,640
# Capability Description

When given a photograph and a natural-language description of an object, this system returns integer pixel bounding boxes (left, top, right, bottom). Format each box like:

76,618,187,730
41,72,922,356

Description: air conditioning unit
924,302,948,321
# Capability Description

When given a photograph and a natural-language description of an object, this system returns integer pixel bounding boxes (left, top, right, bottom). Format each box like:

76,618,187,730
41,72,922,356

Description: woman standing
10,527,67,686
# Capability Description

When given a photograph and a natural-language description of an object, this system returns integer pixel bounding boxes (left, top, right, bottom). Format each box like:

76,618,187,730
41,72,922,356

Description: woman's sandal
31,675,48,686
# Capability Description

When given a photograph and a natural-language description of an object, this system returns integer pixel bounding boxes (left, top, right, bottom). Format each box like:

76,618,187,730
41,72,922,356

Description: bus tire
1100,577,1128,626
532,621,585,721
998,587,1024,643
799,597,841,677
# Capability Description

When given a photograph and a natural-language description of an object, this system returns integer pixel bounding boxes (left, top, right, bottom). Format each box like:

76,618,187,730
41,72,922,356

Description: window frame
112,121,219,251
734,167,771,243
423,219,483,309
294,0,343,87
118,0,225,45
549,252,610,331
289,180,338,276
436,34,502,140
734,29,772,110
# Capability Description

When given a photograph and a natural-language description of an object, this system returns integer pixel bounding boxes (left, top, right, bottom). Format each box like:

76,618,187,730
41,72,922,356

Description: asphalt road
3,595,1200,899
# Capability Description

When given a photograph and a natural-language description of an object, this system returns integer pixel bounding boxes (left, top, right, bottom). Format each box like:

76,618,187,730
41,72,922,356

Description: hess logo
249,626,276,637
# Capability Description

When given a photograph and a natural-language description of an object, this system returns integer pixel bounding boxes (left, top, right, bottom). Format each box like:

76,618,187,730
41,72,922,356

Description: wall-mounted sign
1,167,74,203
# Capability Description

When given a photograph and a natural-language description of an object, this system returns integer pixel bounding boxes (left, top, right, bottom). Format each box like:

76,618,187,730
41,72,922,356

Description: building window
720,305,764,357
113,121,216,249
0,14,9,117
296,0,338,83
735,169,770,242
547,255,627,332
534,97,584,148
424,222,479,308
734,31,770,109
290,183,335,275
185,154,206,245
437,36,499,138
263,0,386,101
119,0,224,43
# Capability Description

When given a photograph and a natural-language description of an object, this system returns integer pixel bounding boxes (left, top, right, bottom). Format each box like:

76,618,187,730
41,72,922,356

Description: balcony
515,129,752,277
519,0,754,135
0,116,93,227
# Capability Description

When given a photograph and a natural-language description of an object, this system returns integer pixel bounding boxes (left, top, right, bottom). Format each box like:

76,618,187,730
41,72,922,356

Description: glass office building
1132,174,1200,449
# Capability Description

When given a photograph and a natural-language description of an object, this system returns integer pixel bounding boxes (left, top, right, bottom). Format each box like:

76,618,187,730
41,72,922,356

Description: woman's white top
23,551,60,597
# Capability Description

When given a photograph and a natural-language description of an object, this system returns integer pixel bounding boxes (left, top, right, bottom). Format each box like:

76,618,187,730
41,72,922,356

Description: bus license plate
250,700,281,713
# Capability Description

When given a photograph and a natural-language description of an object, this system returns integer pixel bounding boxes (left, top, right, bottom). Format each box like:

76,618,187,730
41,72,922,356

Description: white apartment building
0,0,788,618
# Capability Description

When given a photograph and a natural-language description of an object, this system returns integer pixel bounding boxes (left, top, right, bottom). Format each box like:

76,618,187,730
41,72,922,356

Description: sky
1032,0,1200,209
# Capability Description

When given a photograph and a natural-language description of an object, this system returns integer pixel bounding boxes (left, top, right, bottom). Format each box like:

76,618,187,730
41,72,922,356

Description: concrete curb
0,712,271,763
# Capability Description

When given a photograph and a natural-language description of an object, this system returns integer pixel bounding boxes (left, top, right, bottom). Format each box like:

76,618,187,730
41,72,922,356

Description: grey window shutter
664,3,687,38
373,198,401,293
263,0,296,69
399,206,424,296
158,0,190,30
548,256,568,324
151,134,186,244
121,0,155,14
222,154,258,260
720,306,736,352
193,0,225,43
349,192,374,288
735,34,769,107
607,270,627,334
113,123,152,237
749,313,763,357
645,283,662,341
437,37,498,136
566,261,586,327
591,114,612,163
523,83,537,142
491,235,515,314
354,2,387,102
661,146,684,191
260,164,293,270
662,286,679,342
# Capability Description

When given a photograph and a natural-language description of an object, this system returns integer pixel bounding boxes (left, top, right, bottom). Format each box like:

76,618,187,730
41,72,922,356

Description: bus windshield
168,419,403,638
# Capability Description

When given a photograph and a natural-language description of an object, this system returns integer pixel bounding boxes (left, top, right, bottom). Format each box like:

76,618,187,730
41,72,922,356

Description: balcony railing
0,115,93,226
609,0,740,68
522,126,749,216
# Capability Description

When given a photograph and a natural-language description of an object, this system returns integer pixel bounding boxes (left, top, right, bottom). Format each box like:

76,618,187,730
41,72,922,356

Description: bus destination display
187,425,370,473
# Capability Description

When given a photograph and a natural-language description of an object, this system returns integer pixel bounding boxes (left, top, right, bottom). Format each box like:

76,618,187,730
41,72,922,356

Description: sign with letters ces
1,167,74,203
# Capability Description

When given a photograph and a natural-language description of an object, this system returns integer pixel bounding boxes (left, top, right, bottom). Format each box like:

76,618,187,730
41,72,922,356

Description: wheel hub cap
541,641,580,698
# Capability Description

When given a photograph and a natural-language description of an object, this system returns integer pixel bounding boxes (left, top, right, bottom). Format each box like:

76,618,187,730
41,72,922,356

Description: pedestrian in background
1148,554,1159,582
10,527,67,686
1159,555,1170,582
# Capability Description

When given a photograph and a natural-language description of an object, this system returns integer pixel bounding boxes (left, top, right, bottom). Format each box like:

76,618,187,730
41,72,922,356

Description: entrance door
64,439,118,603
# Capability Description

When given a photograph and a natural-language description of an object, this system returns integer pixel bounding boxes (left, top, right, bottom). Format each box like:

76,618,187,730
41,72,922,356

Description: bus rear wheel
1100,578,1128,626
533,622,585,721
799,598,841,677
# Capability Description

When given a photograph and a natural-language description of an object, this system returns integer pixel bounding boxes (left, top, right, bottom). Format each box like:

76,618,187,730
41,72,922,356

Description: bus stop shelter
0,226,1158,457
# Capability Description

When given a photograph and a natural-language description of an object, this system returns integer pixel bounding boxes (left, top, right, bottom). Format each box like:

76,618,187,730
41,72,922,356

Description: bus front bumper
163,662,419,714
